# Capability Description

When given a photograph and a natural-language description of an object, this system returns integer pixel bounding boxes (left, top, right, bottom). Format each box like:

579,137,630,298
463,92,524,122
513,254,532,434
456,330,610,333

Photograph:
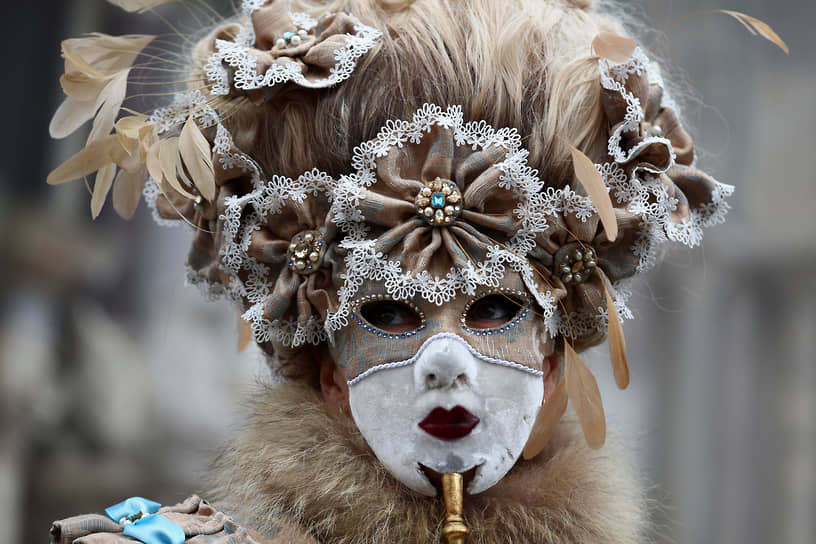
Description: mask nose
414,336,478,391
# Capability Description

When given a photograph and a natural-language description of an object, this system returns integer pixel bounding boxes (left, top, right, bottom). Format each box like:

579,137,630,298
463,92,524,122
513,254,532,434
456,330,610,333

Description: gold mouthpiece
441,473,468,544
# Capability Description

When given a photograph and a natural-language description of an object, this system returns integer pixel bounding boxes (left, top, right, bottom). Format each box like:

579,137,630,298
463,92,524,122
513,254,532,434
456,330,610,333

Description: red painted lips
418,406,480,440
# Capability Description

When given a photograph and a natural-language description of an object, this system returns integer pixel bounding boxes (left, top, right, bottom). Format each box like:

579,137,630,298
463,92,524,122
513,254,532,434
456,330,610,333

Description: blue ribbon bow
105,497,185,544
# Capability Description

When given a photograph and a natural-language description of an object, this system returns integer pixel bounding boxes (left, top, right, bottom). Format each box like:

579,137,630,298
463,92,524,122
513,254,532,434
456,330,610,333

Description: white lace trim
142,178,186,229
204,2,381,96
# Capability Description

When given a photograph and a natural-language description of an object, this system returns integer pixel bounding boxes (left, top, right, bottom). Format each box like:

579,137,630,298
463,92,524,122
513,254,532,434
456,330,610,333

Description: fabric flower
327,104,557,334
599,48,733,248
204,0,382,104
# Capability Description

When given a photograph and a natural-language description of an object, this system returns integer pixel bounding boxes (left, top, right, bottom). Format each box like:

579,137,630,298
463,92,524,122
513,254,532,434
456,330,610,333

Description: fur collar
207,383,645,543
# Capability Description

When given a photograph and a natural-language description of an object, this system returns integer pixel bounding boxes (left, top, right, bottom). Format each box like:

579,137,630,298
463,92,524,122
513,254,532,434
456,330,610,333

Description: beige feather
158,137,197,200
565,342,606,449
175,147,196,192
47,134,138,185
91,164,117,219
60,71,107,101
591,32,637,63
115,115,148,157
62,34,154,77
49,97,99,139
602,276,629,390
87,70,130,144
719,10,789,54
145,140,164,190
178,117,216,201
522,379,568,460
106,0,177,13
113,166,147,220
570,146,617,242
238,315,253,352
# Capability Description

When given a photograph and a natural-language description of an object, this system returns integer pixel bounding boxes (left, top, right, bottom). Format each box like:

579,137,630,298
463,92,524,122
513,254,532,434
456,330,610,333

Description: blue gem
449,183,456,189
283,31,296,40
431,192,445,208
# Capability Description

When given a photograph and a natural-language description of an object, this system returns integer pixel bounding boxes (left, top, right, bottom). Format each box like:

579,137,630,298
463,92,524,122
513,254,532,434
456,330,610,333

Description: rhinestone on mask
460,288,531,336
350,294,427,339
553,243,598,285
414,177,462,226
287,230,324,274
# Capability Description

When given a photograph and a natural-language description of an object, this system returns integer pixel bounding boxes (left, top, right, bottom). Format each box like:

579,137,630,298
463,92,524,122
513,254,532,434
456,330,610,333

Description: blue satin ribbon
105,497,161,523
123,514,186,544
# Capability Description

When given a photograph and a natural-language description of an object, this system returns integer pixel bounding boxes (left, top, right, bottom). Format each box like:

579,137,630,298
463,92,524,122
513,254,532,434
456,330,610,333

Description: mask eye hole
464,293,527,331
359,300,424,334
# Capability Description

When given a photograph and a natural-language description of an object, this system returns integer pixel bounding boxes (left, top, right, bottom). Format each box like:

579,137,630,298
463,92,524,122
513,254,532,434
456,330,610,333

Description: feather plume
114,115,155,158
178,117,216,201
113,166,148,220
61,34,154,76
51,34,154,140
565,342,606,449
145,140,164,190
59,72,107,102
591,32,637,63
158,137,197,200
602,275,629,390
570,146,617,242
49,97,100,139
719,10,789,54
47,134,139,185
106,0,177,13
522,379,568,460
87,70,130,143
91,164,117,219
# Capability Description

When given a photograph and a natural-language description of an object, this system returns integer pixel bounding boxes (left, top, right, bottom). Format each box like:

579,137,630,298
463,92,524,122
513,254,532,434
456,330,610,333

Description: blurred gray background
1,0,813,542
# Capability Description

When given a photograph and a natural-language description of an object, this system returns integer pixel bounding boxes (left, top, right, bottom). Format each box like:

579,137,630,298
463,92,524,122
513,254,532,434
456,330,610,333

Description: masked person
46,0,766,542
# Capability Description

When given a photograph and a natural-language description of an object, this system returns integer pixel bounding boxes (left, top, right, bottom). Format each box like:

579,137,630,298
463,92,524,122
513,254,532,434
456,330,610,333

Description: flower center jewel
414,178,462,226
287,230,324,274
553,243,598,285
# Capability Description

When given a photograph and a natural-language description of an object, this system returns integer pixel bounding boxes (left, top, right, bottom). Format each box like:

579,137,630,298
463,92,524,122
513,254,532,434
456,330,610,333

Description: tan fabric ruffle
50,496,273,544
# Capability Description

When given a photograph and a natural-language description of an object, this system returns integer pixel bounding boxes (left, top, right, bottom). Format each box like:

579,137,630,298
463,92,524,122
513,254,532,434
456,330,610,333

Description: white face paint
348,333,543,496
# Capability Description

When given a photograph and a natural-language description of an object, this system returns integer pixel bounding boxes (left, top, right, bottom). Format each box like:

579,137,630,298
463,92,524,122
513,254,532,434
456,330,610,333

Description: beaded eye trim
350,294,427,339
460,288,531,336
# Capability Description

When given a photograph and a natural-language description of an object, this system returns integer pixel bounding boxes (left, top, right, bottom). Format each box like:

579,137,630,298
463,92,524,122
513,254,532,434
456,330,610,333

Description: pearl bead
298,29,308,38
303,232,314,242
444,205,455,215
275,38,286,49
290,34,302,46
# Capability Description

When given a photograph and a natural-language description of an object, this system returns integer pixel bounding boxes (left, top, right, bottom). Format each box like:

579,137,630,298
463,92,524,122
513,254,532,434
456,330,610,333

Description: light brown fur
208,383,646,543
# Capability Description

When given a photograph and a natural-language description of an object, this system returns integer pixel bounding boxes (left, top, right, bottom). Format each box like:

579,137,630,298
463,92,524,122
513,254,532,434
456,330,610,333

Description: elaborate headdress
48,0,784,454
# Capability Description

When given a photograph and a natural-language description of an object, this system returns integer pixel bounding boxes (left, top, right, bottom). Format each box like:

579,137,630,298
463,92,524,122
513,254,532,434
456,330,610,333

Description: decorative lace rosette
205,0,382,103
219,166,339,349
326,104,559,336
598,47,734,259
525,46,735,347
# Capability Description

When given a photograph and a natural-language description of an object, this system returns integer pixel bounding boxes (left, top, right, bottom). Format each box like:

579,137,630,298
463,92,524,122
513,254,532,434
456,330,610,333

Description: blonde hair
195,0,628,186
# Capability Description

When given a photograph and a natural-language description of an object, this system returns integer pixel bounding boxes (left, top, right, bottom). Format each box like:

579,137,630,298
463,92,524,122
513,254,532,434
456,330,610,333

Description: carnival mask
331,273,554,495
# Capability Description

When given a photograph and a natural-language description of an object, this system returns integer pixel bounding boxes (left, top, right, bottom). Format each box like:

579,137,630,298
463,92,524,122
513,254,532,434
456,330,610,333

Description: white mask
347,333,544,495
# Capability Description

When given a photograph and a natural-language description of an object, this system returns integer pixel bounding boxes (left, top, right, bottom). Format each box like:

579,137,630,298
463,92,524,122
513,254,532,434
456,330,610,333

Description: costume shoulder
49,495,316,544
